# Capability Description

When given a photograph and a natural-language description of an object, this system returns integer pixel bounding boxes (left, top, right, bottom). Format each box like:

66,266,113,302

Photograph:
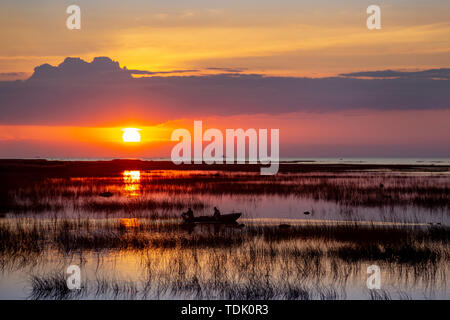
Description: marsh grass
2,217,449,299
1,162,448,299
2,218,448,255
30,273,83,300
5,171,449,214
368,289,392,300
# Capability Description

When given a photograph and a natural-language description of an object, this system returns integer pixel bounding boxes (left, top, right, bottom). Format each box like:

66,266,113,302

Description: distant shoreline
0,159,449,180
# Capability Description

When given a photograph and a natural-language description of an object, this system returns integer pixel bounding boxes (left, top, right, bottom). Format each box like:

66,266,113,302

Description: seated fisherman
182,208,194,221
213,207,221,220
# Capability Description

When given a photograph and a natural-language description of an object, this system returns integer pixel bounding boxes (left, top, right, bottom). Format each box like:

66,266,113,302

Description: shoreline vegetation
1,158,449,176
1,217,449,300
1,159,449,215
0,159,449,299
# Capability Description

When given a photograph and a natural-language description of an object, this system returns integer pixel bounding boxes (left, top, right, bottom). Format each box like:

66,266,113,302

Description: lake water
0,165,449,300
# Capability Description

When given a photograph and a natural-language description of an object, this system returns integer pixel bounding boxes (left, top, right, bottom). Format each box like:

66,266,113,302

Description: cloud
0,72,29,81
0,72,28,77
28,56,198,80
206,67,246,73
29,57,130,82
340,68,450,80
127,69,200,76
0,57,449,126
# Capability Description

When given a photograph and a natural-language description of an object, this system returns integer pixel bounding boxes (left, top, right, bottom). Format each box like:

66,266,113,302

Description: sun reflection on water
120,218,140,228
123,170,141,196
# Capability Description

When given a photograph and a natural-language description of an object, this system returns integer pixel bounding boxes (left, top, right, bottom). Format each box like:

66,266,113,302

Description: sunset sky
0,0,449,158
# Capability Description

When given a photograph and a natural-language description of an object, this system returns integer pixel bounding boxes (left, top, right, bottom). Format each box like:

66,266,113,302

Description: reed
4,170,449,213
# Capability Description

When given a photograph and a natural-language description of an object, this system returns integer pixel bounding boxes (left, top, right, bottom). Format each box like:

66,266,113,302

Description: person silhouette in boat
213,207,221,220
182,208,194,222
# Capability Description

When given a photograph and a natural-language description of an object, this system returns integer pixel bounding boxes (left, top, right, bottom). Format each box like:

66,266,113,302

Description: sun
122,128,141,142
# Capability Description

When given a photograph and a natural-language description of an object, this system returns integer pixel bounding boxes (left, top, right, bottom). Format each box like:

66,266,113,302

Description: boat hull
183,213,241,224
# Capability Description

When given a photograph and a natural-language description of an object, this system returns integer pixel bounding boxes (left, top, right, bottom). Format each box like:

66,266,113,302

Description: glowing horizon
1,109,450,158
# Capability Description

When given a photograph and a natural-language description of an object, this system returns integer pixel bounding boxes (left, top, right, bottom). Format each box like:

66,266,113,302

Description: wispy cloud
340,68,450,80
205,67,246,73
0,72,29,81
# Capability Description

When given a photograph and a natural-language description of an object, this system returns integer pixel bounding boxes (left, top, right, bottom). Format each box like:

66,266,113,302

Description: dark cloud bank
340,69,450,80
0,57,449,125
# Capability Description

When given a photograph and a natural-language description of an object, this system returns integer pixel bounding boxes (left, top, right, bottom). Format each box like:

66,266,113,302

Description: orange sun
122,128,141,142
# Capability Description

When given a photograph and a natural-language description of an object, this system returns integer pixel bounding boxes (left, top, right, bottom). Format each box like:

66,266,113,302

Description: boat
182,212,241,224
